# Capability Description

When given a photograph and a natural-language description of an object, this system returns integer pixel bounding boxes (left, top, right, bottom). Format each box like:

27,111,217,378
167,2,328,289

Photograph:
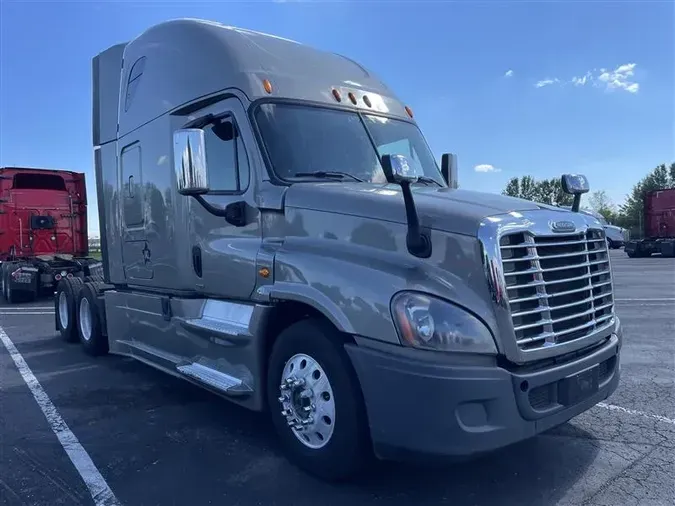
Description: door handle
192,246,202,278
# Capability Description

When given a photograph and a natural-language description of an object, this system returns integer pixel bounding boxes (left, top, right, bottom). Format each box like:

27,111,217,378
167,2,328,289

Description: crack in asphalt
580,446,663,506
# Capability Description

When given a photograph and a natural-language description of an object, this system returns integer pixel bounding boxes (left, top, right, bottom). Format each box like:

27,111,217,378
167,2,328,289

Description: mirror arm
193,196,248,227
571,194,582,213
400,182,432,258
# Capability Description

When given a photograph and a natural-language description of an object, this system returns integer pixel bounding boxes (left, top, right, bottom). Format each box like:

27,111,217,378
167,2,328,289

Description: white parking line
597,402,675,425
0,311,55,315
615,298,675,302
2,306,54,310
0,325,121,506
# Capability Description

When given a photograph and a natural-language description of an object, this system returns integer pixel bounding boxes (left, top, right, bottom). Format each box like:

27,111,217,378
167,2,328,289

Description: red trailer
0,167,101,303
625,188,675,258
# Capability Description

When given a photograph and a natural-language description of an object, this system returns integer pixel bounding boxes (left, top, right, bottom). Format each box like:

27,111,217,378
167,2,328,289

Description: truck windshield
254,103,443,185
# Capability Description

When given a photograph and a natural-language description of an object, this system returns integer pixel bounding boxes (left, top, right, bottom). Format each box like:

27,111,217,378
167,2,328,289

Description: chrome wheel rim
58,291,69,329
278,353,335,449
79,297,92,341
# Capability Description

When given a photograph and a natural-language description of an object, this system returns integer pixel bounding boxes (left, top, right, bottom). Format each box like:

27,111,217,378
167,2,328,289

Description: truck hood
284,183,559,236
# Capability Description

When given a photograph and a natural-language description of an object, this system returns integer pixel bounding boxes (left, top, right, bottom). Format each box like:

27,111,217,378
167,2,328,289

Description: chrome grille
500,229,614,351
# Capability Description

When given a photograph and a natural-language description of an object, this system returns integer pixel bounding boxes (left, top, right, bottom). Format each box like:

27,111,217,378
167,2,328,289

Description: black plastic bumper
346,331,621,461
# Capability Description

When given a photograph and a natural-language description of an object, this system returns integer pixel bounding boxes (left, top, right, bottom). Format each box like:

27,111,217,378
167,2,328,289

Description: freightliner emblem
550,220,576,233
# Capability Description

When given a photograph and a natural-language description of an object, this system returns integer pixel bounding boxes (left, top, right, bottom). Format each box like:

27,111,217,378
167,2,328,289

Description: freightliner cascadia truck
55,18,622,480
0,166,102,303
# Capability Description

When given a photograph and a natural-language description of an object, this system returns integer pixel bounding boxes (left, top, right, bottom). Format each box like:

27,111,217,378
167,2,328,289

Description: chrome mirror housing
174,128,209,195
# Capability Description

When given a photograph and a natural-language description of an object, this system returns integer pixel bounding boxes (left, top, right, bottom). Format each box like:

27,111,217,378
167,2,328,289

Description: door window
203,119,250,193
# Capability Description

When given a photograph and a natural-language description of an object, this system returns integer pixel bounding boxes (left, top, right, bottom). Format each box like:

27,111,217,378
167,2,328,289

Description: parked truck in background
624,188,675,258
0,166,102,303
577,209,627,249
54,19,622,481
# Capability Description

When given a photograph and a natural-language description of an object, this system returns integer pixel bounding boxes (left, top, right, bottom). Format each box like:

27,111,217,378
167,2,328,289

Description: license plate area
558,366,599,406
14,273,33,284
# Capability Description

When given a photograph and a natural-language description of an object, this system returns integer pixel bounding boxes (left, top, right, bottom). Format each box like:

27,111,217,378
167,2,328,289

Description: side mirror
441,153,458,189
174,128,209,195
561,173,590,212
561,174,590,195
381,154,419,184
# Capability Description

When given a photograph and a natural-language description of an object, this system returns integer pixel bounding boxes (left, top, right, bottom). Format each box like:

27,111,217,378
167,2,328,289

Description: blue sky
1,0,673,235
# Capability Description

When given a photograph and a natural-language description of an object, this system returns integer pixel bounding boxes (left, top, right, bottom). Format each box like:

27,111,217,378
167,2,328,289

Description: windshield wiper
415,176,443,187
293,171,364,182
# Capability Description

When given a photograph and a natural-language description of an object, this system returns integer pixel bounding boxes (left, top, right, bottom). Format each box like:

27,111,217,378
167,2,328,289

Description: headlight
391,292,497,354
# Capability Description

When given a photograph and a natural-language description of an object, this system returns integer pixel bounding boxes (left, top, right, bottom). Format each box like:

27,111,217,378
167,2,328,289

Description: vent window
125,56,147,111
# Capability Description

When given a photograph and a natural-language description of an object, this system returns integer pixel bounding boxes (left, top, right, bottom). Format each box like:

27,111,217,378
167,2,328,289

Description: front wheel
266,319,371,481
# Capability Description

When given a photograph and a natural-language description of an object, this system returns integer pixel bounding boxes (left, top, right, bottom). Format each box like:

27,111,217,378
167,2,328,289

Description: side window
203,118,250,193
121,144,143,227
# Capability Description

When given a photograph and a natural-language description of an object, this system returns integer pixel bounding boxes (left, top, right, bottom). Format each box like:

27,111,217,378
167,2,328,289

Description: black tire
1,265,9,302
54,277,84,342
3,262,32,304
266,318,371,481
76,283,107,356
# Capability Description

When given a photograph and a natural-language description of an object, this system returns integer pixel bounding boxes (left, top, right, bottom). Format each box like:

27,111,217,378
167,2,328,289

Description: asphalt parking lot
1,249,674,506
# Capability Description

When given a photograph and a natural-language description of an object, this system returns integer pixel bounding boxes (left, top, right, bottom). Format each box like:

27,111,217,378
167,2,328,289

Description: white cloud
572,71,592,86
504,69,514,78
474,164,501,173
597,63,639,93
535,78,559,88
535,64,639,93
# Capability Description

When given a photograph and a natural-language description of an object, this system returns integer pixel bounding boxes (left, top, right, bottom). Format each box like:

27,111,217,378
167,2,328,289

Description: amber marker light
263,79,273,94
405,105,414,118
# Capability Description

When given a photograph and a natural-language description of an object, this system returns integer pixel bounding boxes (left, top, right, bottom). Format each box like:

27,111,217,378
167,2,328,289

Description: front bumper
346,326,621,461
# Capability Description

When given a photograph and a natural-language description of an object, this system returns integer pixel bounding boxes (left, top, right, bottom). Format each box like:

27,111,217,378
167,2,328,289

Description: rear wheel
76,283,107,356
267,318,371,481
55,277,84,342
2,262,33,304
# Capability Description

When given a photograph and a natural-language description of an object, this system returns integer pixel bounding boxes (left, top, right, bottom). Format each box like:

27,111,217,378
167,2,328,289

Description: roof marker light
263,79,273,94
332,89,342,102
348,92,357,105
363,95,372,107
405,106,414,118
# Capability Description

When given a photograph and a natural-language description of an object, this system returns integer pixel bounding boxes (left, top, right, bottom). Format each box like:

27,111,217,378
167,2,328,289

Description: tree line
502,163,675,238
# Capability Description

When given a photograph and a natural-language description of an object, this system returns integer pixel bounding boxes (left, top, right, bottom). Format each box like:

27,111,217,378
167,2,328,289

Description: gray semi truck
55,19,622,481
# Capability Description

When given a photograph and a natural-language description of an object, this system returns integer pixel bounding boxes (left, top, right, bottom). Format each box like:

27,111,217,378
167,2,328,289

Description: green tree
588,190,616,222
502,176,573,206
503,177,520,198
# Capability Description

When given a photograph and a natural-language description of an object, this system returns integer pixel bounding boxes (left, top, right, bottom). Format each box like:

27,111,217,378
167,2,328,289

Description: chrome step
182,317,248,338
176,363,246,393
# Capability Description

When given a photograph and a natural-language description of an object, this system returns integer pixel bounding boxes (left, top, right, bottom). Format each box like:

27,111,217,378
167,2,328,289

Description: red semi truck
625,187,675,258
0,167,102,303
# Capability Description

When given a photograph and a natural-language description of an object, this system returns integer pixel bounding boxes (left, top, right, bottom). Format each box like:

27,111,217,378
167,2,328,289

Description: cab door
187,98,261,300
120,142,153,280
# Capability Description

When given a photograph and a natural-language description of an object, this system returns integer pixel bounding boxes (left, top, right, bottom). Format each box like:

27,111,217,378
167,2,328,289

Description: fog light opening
520,380,529,392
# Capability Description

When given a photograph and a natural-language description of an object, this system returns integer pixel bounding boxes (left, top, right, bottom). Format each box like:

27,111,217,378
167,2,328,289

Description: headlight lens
391,292,497,354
